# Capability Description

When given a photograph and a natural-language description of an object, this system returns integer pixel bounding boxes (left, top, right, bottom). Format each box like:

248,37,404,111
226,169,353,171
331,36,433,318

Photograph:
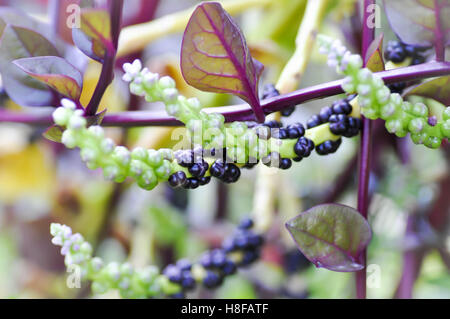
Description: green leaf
404,76,450,106
181,2,265,122
0,25,60,106
383,0,450,48
365,34,385,72
13,56,83,100
72,9,112,62
286,204,372,272
43,125,64,143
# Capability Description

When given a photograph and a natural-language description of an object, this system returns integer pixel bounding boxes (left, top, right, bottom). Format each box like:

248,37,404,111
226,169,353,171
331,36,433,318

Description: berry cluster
318,35,450,149
306,96,361,156
384,40,428,66
51,219,264,299
161,218,264,298
53,58,368,193
384,40,430,94
50,223,182,298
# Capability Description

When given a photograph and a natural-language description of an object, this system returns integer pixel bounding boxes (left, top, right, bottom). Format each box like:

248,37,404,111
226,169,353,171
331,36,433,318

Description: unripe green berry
159,76,176,90
81,148,97,163
147,150,163,167
380,103,396,119
412,103,428,118
376,87,390,105
408,118,426,133
62,130,78,149
100,138,115,154
68,116,87,130
155,160,172,180
163,88,178,102
424,136,441,149
385,119,403,134
443,107,450,121
130,82,145,96
131,147,148,161
442,120,450,137
104,165,120,181
130,160,145,177
88,126,105,139
53,107,72,126
411,133,427,145
362,107,379,120
137,169,158,190
92,281,109,295
357,84,371,96
166,103,181,117
113,146,131,166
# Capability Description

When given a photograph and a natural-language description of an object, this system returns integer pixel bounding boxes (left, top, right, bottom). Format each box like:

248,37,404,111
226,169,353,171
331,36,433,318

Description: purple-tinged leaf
181,2,265,122
86,108,107,127
0,25,60,107
404,75,450,105
13,56,83,100
43,125,64,143
0,7,53,40
286,204,372,272
72,9,112,63
383,0,450,57
365,34,385,72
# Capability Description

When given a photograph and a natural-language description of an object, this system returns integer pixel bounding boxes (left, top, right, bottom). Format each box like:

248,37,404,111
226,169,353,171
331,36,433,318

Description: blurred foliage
0,0,448,299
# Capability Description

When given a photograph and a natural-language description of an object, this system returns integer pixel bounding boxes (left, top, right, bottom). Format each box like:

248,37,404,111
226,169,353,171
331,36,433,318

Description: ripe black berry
163,264,182,283
168,171,187,188
385,41,407,63
307,115,322,129
221,260,237,275
262,83,280,100
388,82,407,94
319,106,333,122
238,218,254,230
279,158,292,170
316,139,342,156
203,271,222,288
332,100,352,115
189,162,207,178
210,161,226,179
198,176,211,186
294,137,315,158
281,105,296,117
223,164,241,183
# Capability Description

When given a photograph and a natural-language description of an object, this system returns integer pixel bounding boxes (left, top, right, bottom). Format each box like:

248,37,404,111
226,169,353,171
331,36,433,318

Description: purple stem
433,0,445,62
355,0,375,300
1,61,450,127
85,0,124,116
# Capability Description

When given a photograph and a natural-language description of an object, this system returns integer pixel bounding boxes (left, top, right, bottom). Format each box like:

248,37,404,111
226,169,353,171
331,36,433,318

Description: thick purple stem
433,0,445,62
1,62,450,126
85,0,123,116
355,0,375,300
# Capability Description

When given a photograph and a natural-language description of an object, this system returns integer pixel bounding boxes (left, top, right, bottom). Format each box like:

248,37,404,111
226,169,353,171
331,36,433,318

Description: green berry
443,107,450,121
412,103,428,118
441,120,450,137
408,118,426,133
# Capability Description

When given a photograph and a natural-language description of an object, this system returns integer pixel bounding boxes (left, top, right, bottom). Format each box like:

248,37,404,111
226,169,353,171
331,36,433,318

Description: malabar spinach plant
0,0,449,299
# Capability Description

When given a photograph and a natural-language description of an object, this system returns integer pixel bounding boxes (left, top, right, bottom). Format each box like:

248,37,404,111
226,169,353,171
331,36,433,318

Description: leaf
0,7,52,39
365,34,385,72
383,0,450,47
72,9,112,63
0,25,60,106
181,2,265,122
286,204,372,272
13,56,83,100
404,75,450,106
43,125,64,143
